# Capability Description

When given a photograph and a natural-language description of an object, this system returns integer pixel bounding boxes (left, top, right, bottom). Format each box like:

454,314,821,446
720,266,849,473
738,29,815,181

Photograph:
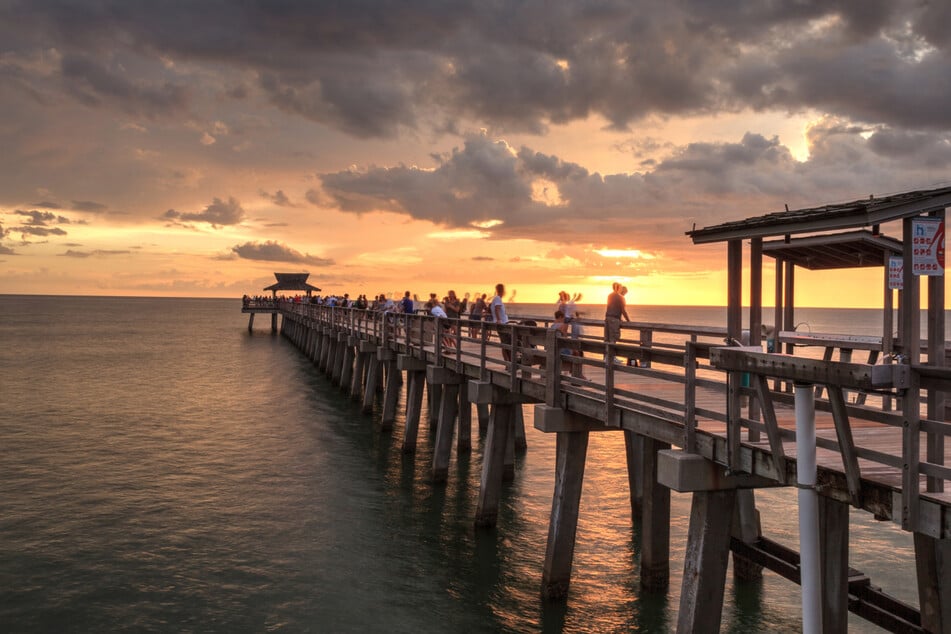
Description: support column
914,533,951,633
471,381,520,527
731,490,764,581
339,337,356,393
458,382,472,453
541,429,590,600
350,344,367,401
331,332,347,385
477,403,490,435
247,313,255,332
796,382,821,634
362,353,380,413
429,365,462,483
398,355,428,453
428,383,443,429
640,437,671,592
677,489,737,634
513,404,527,452
271,312,277,333
624,431,644,521
380,349,400,431
819,495,850,634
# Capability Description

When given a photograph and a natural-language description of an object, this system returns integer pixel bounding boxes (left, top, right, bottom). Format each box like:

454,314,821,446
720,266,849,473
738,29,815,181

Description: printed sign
912,217,945,276
888,255,903,290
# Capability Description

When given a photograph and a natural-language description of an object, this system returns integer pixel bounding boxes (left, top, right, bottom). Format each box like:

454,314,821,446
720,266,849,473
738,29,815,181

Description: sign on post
888,256,903,290
911,217,945,276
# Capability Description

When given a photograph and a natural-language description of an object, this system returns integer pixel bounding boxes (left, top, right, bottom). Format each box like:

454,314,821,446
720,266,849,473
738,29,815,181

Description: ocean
0,295,924,632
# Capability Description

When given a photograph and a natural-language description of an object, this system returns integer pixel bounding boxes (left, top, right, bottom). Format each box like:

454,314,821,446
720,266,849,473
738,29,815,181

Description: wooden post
380,358,400,431
458,382,472,453
503,406,516,482
331,332,347,385
513,404,527,452
429,383,443,429
914,533,951,633
677,489,737,634
475,400,514,527
624,430,643,520
927,210,946,493
477,403,490,435
748,237,763,443
727,239,743,472
639,437,671,591
732,489,763,581
247,312,254,332
402,370,425,453
339,338,355,393
541,430,590,600
819,495,850,634
432,382,460,483
350,348,366,401
361,354,380,414
901,216,921,531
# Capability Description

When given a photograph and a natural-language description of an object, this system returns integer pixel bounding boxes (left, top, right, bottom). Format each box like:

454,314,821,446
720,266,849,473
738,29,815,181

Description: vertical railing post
684,340,697,452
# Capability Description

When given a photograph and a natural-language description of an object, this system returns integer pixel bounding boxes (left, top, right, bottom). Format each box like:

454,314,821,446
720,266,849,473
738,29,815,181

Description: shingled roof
687,185,951,244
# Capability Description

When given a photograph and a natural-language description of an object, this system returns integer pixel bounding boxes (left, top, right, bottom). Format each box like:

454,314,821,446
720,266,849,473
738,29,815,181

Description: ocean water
0,296,922,632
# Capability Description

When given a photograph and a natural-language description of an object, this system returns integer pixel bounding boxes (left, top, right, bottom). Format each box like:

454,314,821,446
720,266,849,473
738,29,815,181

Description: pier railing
277,300,951,534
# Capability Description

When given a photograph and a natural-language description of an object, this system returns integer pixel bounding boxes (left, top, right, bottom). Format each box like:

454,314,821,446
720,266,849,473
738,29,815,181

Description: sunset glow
1,3,950,307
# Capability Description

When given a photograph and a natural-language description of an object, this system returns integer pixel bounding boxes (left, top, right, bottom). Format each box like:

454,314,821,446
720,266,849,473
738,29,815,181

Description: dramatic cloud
319,127,951,245
3,1,951,137
164,197,245,227
261,190,294,207
231,240,334,266
31,201,62,209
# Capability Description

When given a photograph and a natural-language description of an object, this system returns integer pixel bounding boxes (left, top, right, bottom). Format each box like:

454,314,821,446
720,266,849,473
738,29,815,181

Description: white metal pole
795,382,822,633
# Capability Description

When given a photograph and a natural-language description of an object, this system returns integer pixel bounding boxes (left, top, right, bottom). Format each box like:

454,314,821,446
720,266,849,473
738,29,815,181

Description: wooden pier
246,186,951,633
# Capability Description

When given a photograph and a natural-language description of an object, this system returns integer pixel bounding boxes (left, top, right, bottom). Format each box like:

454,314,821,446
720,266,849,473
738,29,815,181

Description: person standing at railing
490,283,511,361
468,293,486,338
604,282,630,364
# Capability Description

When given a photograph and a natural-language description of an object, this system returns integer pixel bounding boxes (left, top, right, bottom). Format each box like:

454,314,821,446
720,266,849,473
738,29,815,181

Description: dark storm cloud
164,197,244,227
5,1,951,135
59,54,189,118
231,240,334,266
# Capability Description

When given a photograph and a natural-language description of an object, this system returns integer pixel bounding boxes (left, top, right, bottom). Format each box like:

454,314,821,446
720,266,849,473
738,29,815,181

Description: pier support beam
477,403,490,435
471,381,524,527
457,382,472,453
339,337,356,393
915,533,951,634
819,495,850,634
399,355,427,453
639,437,671,592
732,490,764,581
677,489,737,633
541,426,589,600
332,333,347,385
380,348,400,431
429,366,462,483
362,352,380,414
350,343,367,400
625,431,644,521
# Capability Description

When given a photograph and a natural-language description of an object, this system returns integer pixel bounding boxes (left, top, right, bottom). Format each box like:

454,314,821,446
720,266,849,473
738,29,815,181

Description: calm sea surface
0,296,927,632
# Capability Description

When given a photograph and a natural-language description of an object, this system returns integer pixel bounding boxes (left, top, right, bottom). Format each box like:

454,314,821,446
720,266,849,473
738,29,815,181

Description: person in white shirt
491,283,511,361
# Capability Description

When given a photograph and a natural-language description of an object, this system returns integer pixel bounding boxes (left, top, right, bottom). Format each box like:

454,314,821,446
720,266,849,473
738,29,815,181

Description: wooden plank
828,386,863,507
753,374,787,483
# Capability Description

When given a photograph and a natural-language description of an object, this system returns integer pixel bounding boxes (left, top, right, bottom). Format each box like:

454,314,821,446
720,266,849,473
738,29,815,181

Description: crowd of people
244,282,633,366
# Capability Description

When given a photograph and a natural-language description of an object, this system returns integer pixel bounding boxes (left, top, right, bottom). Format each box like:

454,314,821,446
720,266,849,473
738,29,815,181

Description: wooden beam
827,386,863,507
902,215,921,531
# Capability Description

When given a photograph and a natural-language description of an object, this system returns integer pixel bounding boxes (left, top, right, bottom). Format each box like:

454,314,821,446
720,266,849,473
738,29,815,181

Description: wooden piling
914,532,951,633
380,356,400,430
625,430,644,520
677,489,737,633
541,429,590,600
639,437,671,592
457,383,472,453
819,495,850,634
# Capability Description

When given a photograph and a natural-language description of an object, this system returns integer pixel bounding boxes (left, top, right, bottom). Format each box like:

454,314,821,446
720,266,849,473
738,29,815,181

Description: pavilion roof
687,185,951,244
263,272,321,292
762,230,903,270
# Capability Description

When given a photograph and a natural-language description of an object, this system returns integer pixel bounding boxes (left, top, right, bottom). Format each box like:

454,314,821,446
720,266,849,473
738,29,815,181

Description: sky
2,1,951,306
